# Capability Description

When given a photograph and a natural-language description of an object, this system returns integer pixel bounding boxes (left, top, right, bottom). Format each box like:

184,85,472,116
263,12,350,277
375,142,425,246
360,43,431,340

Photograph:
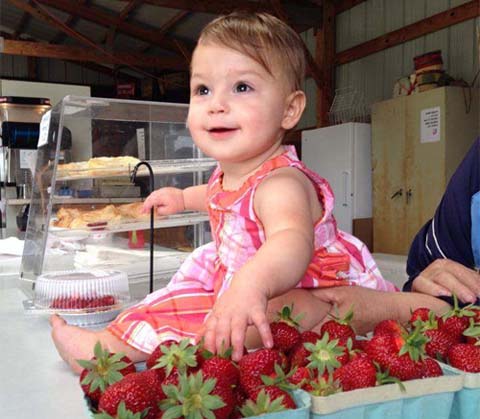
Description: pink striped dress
107,146,396,353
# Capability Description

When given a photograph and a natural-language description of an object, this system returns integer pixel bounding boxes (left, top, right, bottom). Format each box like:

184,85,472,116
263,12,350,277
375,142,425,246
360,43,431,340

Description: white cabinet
301,123,372,237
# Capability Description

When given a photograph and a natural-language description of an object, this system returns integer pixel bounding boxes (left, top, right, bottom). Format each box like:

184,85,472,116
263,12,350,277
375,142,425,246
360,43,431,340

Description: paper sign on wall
420,106,441,143
37,110,51,148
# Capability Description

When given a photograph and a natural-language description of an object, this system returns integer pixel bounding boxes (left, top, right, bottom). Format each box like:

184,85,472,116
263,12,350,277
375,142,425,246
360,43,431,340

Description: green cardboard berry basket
442,364,480,419
309,364,463,419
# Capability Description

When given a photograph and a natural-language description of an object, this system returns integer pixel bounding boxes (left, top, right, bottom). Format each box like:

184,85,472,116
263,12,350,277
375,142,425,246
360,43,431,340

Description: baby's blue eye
196,85,209,95
235,83,251,93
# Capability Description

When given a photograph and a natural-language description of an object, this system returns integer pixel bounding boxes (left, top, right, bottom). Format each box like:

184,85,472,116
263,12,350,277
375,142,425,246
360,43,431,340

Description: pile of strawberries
80,302,480,419
408,297,480,374
51,294,116,310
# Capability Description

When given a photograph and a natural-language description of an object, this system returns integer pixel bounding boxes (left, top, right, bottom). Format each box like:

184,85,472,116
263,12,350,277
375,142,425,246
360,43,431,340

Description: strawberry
439,295,476,342
332,353,376,391
270,305,302,352
373,319,406,337
98,370,163,419
145,340,176,369
78,342,136,404
289,330,321,368
409,308,434,325
304,373,340,396
320,307,356,341
288,366,312,388
201,353,239,388
159,371,234,419
149,339,199,378
447,343,480,373
424,329,456,361
364,333,402,367
304,333,346,375
93,401,147,419
463,318,480,344
241,386,296,416
238,348,285,396
420,358,443,378
367,325,428,381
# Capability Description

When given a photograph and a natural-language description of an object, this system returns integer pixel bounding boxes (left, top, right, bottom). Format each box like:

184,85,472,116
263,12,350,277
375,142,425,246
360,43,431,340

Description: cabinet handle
406,188,412,204
390,188,403,199
342,171,349,207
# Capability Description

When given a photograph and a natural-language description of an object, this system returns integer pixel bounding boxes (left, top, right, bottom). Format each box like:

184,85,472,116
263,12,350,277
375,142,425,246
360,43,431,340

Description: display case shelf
50,211,209,237
55,157,217,181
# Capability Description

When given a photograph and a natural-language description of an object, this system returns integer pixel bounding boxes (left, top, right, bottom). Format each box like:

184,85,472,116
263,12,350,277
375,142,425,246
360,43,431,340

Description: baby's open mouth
209,127,234,133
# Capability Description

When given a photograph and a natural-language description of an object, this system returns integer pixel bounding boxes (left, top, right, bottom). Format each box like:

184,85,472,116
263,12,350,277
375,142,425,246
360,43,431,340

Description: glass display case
20,96,215,300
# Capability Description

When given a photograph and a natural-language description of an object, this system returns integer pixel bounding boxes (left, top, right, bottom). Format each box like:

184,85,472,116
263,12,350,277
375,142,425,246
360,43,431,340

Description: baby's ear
282,90,306,130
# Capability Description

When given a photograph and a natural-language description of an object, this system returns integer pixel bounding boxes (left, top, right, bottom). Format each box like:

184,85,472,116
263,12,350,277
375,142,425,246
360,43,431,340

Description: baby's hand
202,283,272,361
141,187,185,216
412,259,480,304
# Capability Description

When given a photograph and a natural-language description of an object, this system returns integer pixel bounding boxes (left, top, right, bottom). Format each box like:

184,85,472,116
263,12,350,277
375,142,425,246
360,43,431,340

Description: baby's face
187,42,292,165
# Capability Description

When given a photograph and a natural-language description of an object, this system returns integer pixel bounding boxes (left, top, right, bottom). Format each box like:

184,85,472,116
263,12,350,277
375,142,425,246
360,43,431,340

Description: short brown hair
197,11,306,92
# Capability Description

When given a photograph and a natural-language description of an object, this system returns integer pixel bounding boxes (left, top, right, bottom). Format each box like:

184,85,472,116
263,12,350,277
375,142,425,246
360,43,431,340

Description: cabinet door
302,124,354,233
405,89,446,246
372,97,409,254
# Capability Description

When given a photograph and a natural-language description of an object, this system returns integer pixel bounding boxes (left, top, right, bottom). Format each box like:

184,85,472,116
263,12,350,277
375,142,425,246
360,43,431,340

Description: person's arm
183,184,208,212
142,184,208,215
202,168,319,360
311,286,451,335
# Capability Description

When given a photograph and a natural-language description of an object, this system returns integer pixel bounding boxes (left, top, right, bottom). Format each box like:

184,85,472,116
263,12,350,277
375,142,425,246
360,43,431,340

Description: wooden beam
36,0,190,58
8,0,100,53
316,0,335,127
50,0,88,44
1,38,187,70
336,0,480,66
104,0,144,47
334,0,367,15
0,30,139,81
143,0,321,29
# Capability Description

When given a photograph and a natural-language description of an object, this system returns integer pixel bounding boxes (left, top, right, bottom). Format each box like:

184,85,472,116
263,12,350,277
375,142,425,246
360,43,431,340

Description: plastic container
310,364,463,419
30,269,131,326
445,364,480,419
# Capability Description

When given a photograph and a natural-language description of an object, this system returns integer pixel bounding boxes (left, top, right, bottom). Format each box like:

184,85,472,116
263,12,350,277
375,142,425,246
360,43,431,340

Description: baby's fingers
231,317,247,362
251,309,273,351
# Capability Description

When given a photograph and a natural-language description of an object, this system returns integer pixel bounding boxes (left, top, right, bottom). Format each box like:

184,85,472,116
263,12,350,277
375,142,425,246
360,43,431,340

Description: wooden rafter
336,0,480,66
143,0,321,29
0,31,138,81
316,0,335,127
35,0,191,59
104,0,144,47
50,0,88,44
1,38,187,70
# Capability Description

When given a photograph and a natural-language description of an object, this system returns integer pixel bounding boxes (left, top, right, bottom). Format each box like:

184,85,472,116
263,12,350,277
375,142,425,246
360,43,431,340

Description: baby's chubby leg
50,315,148,374
244,289,332,349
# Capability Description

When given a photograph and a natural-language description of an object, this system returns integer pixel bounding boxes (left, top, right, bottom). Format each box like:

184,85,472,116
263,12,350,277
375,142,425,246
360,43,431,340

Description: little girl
50,11,396,372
